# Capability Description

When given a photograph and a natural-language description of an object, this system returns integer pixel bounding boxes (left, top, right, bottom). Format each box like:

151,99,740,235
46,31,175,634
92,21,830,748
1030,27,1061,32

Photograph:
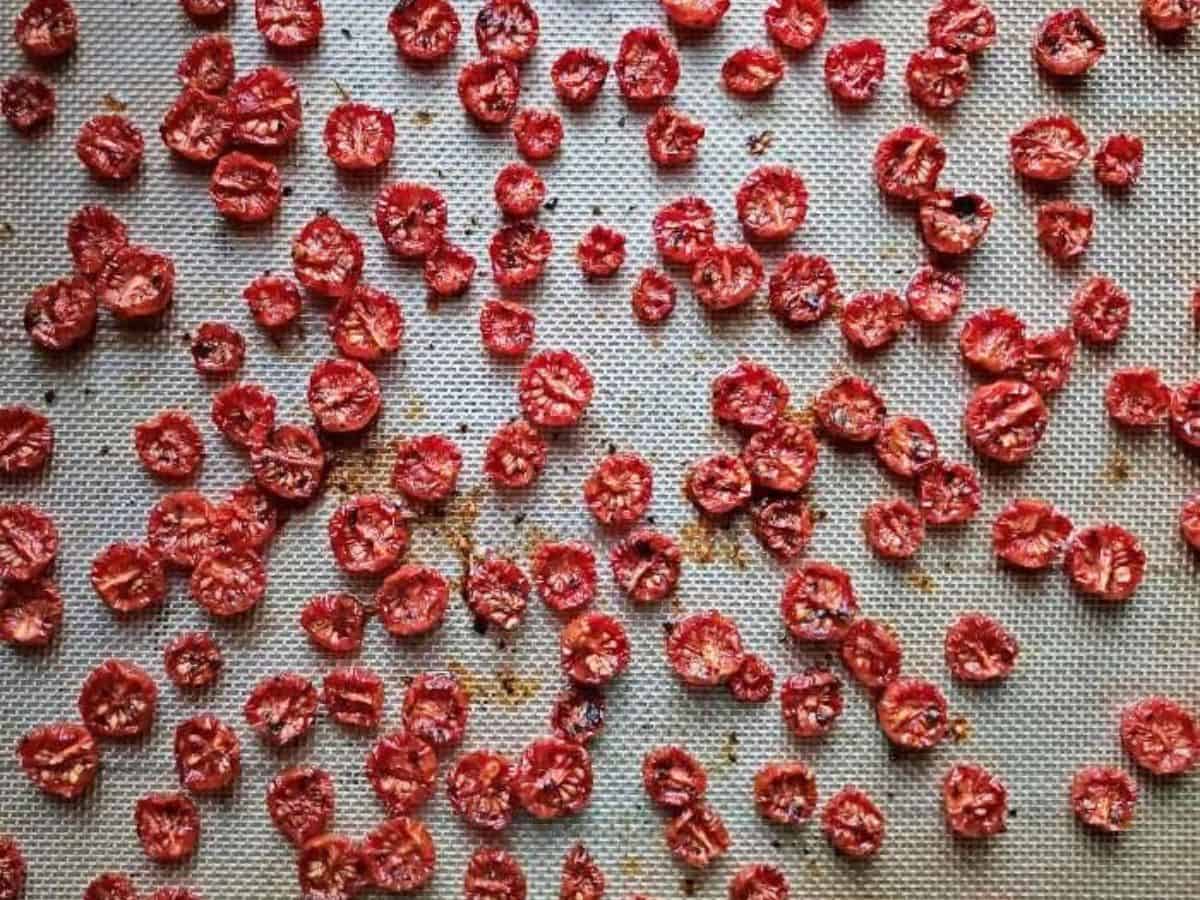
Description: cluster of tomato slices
4,0,1200,898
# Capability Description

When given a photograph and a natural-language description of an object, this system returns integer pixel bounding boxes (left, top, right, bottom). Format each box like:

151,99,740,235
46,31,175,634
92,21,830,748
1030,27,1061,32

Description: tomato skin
729,863,790,900
210,151,281,223
190,322,245,375
1036,200,1094,262
323,666,385,729
550,687,606,746
512,107,562,161
300,594,365,654
840,291,908,351
577,225,626,277
174,714,240,793
266,765,334,845
560,844,605,900
781,667,843,737
98,245,175,321
919,189,993,255
765,0,827,51
944,613,1018,683
519,349,594,428
609,529,682,603
691,244,764,311
76,115,144,181
666,803,730,868
495,162,546,218
298,834,367,899
390,0,461,61
375,182,448,259
480,299,536,357
255,0,325,49
14,0,78,59
712,360,790,432
424,242,477,297
190,548,267,617
291,213,363,297
905,264,963,324
552,48,609,105
475,0,538,61
1070,766,1136,833
361,817,436,893
616,27,680,101
212,383,277,450
653,197,715,264
645,106,706,167
824,39,886,103
513,736,593,819
160,88,234,163
751,496,814,560
736,166,808,241
1120,697,1200,775
1094,133,1144,189
662,0,730,29
322,102,395,171
392,434,463,503
943,764,1008,838
1181,492,1200,551
1010,115,1088,182
992,498,1072,570
874,416,938,479
447,750,515,831
583,453,653,527
686,454,752,516
163,631,222,689
840,618,902,690
907,46,970,109
178,34,235,94
822,787,885,858
1034,9,1106,77
917,458,981,525
91,542,168,613
561,612,631,687
1063,524,1146,602
1106,367,1170,427
466,553,530,630
754,760,817,825
68,205,129,279
874,125,946,202
458,56,522,124
666,610,745,686
728,654,774,703
0,577,63,647
18,722,99,799
181,0,231,20
1143,0,1200,31
723,47,786,96
960,306,1025,374
214,478,278,549
134,410,204,480
251,424,326,503
0,504,58,583
134,792,200,863
307,357,382,433
484,419,546,488
230,66,302,149
489,222,552,288
643,745,708,809
402,671,469,749
780,563,857,643
83,872,137,900
963,379,1049,465
928,0,996,54
0,406,52,476
815,376,886,444
863,498,925,559
631,268,677,323
2,75,54,131
465,848,527,900
243,672,319,746
1021,327,1077,395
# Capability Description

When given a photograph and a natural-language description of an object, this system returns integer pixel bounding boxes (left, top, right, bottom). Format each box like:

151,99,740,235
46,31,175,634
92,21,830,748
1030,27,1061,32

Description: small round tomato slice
1181,492,1200,551
178,34,235,94
577,225,626,278
298,835,366,900
2,75,54,131
1037,200,1094,262
329,284,405,362
1106,367,1170,427
712,360,790,432
97,246,175,321
743,420,818,492
631,268,676,324
190,322,245,375
729,654,774,703
489,222,552,288
825,39,886,103
874,125,947,202
324,102,395,171
83,873,136,900
992,498,1072,570
266,765,334,845
960,307,1026,374
91,542,167,613
465,848,526,900
665,610,744,686
292,214,363,299
163,631,222,689
146,492,218,570
1143,0,1200,31
653,197,715,265
514,736,593,820
1063,523,1146,602
0,576,62,647
0,504,58,583
736,166,807,241
1072,276,1131,344
1070,766,1136,833
375,182,447,259
863,498,925,560
67,204,128,278
484,419,546,488
466,553,530,630
134,792,199,863
14,0,77,59
663,0,730,29
182,0,231,21
300,593,365,654
77,115,144,181
919,189,994,255
519,350,594,428
560,844,604,900
475,0,538,61
160,88,233,163
928,0,996,53
944,613,1018,683
1120,697,1200,776
244,672,319,746
1010,115,1089,182
1035,9,1106,77
190,548,266,618
815,376,886,443
308,358,382,433
323,666,384,729
841,290,908,351
722,47,786,97
751,496,814,560
424,242,476,298
174,713,240,793
512,107,562,161
389,0,461,62
1021,327,1077,395
1094,133,1144,189
780,562,857,643
494,163,545,218
768,252,838,327
458,56,521,124
561,612,631,687
905,264,963,324
753,761,817,825
242,275,300,332
583,454,652,527
642,745,707,808
402,671,469,749
447,750,515,831
781,667,844,737
730,864,789,900
550,687,606,746
251,424,325,503
552,48,609,105
609,529,682,603
840,618,902,690
691,244,764,311
480,299,536,357
134,410,203,481
917,459,981,525
210,151,281,223
875,416,938,478
255,0,324,49
328,495,409,576
877,678,949,749
907,47,970,109
943,764,1008,838
392,434,462,504
964,379,1049,465
666,803,730,868
615,27,680,102
18,722,98,800
645,106,706,167
212,383,276,451
685,454,752,516
0,406,52,476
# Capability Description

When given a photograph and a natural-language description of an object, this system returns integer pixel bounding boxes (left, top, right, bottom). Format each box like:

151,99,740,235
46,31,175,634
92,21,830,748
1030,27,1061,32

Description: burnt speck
98,445,110,457
281,186,294,198
0,222,13,240
512,513,526,527
43,390,57,406
606,441,617,455
340,27,352,39
746,130,774,155
646,515,656,525
543,197,559,212
770,839,782,850
316,207,330,218
472,617,488,635
413,110,435,126
458,423,470,434
661,621,675,635
177,332,192,346
591,205,603,217
1010,807,1019,817
617,115,627,128
681,879,697,897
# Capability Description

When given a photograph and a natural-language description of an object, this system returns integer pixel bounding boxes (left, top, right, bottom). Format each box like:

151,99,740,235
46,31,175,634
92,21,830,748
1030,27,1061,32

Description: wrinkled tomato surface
489,222,552,288
447,750,515,831
298,834,367,899
729,864,790,900
577,225,626,277
251,424,325,503
919,189,993,255
551,48,609,105
550,687,606,746
1095,133,1144,189
78,658,157,738
1106,367,1171,427
479,299,536,357
823,787,886,858
376,182,448,259
327,494,409,576
323,666,384,729
928,0,996,54
403,671,469,749
654,197,715,264
765,0,827,51
841,290,908,351
0,504,58,583
392,434,462,504
560,612,631,687
134,792,200,863
366,730,438,814
178,34,235,94
519,350,593,428
231,67,302,148
743,419,819,492
0,406,52,476
781,667,844,737
266,765,334,845
692,244,764,311
1070,766,1136,833
780,561,858,643
160,88,234,163
964,379,1049,465
769,252,839,326
1037,200,1094,262
665,610,744,686
243,672,319,746
18,722,98,800
646,106,706,167
840,618,902,690
907,47,970,109
824,39,886,103
465,847,526,900
874,125,947,202
389,0,461,62
906,264,963,324
609,529,682,603
1035,9,1106,77
324,102,395,170
210,152,281,223
1010,115,1088,181
513,736,593,819
992,498,1072,569
361,817,435,893
1120,697,1199,775
424,242,477,297
68,204,129,278
1143,0,1200,31
77,116,144,181
642,745,708,809
307,357,382,433
466,553,530,631
15,0,78,59
723,47,786,96
863,498,926,559
736,166,808,241
0,577,63,647
631,268,677,324
255,0,324,49
494,162,545,218
174,713,240,793
292,214,363,299
943,764,1008,838
98,246,176,321
583,454,652,527
512,107,562,161
475,0,538,61
243,275,300,332
1063,523,1146,602
189,548,267,618
484,419,546,488
91,542,167,613
729,653,775,704
146,492,218,569
458,56,521,124
875,416,938,478
134,410,203,481
944,613,1018,683
190,323,245,376
754,761,818,825
751,496,814,560
615,27,680,102
666,803,731,868
560,844,605,900
2,75,54,131
685,454,752,516
815,376,886,443
917,458,982,525
300,593,365,654
163,631,222,689
83,873,137,900
1071,276,1130,344
713,360,790,431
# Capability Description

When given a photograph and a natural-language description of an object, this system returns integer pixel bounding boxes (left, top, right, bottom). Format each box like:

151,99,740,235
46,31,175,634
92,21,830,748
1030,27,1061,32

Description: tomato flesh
825,39,886,103
781,667,844,737
447,750,515,831
135,792,200,863
1070,766,1136,833
754,761,817,825
944,613,1018,683
823,787,886,858
1120,697,1199,775
665,610,744,686
1063,524,1146,602
266,765,334,845
943,764,1008,838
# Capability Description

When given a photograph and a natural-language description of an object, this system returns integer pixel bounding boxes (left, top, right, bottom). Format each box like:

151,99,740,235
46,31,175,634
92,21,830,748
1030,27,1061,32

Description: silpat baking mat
2,0,1200,897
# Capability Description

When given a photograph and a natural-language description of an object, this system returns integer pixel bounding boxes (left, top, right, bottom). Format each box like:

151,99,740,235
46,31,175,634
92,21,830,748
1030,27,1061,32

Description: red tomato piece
0,406,51,476
255,0,324,49
577,225,626,277
712,360,790,431
631,268,677,324
905,264,963,324
519,349,594,428
14,0,77,58
212,383,276,450
874,416,938,479
1106,367,1170,427
609,529,682,603
1010,115,1088,181
210,151,281,223
241,275,299,332
494,163,545,218
300,594,365,654
362,817,436,893
178,34,234,94
863,498,925,559
729,864,789,900
292,214,363,298
424,242,476,298
754,761,817,825
729,654,774,703
251,424,325,503
583,454,652,527
645,106,706,168
959,306,1025,374
666,803,731,868
489,222,552,288
1070,766,1136,833
653,197,715,264
560,844,605,900
665,610,744,686
561,612,631,687
0,504,58,583
146,888,201,900
160,89,233,163
307,357,381,433
389,0,460,62
685,454,752,516
751,496,814,560
616,27,680,101
992,498,1071,570
298,834,366,899
133,410,203,480
0,577,62,647
466,553,529,630
402,671,468,748
917,458,981,525
780,561,857,643
375,182,448,260
91,542,167,613
323,666,384,729
244,672,319,746
68,204,129,279
512,107,562,161
552,48,609,105
1181,492,1200,550
458,56,521,124
815,376,886,443
765,0,827,51
17,722,98,799
825,38,886,103
480,299,535,357
550,688,606,746
642,746,708,808
781,667,843,737
475,0,538,61
692,244,764,311
723,47,786,96
877,678,948,749
662,0,729,28
919,189,993,255
163,631,222,689
181,0,230,20
190,322,245,375
465,848,526,900
83,873,137,900
1064,523,1146,602
447,750,514,831
1035,9,1105,77
928,0,996,54
97,246,175,321
330,285,405,362
146,492,218,569
2,75,54,131
174,714,239,793
266,765,334,844
212,476,276,548
135,792,200,863
943,764,1008,838
1021,327,1077,395
76,115,144,181
514,736,592,819
840,618,902,690
964,379,1049,465
230,67,302,148
1120,697,1199,775
874,125,946,202
1071,276,1130,344
736,166,807,241
1143,0,1200,31
391,434,462,504
1094,133,1144,189
324,102,394,170
1037,200,1094,262
327,495,409,576
190,548,266,618
907,46,970,109
766,255,837,328
944,613,1018,683
484,419,546,488
841,290,908,351
28,272,96,348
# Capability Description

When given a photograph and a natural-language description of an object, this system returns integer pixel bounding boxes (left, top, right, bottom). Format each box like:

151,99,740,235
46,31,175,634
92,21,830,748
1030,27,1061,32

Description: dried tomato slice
841,290,908,351
616,27,680,102
14,0,77,59
494,163,545,218
944,613,1018,683
823,787,885,857
1181,492,1200,551
874,416,938,479
512,107,562,161
943,764,1008,838
466,553,529,630
751,497,814,561
362,817,436,892
905,264,963,324
424,242,476,297
210,151,281,223
686,454,752,516
662,0,730,28
214,482,279,550
513,736,592,819
298,834,366,899
174,714,239,794
178,34,235,94
609,529,682,603
465,848,526,900
375,182,448,259
766,253,836,327
1070,766,1136,833
327,494,409,576
825,38,886,103
928,0,996,54
2,75,54,131
146,492,218,569
666,803,730,868
0,577,62,647
292,214,364,298
0,406,51,476
160,88,233,163
323,666,384,729
83,873,137,900
874,125,946,202
781,667,843,737
780,561,857,643
712,360,789,432
163,631,222,689
266,765,334,845
692,244,764,311
992,498,1071,570
560,844,605,900
1021,328,1076,395
402,671,469,748
480,299,536,357
252,424,326,502
76,115,144,181
244,672,319,746
392,434,462,504
1072,276,1130,345
666,610,744,686
230,66,302,148
653,197,715,264
447,750,515,831
190,322,245,375
863,498,925,559
561,612,631,687
255,0,324,49
133,410,203,480
1106,367,1170,427
145,888,200,900
1094,133,1144,189
1120,697,1199,775
754,761,817,825
642,745,707,808
959,307,1025,374
907,47,970,109
1063,523,1146,602
729,654,774,703
212,383,276,450
551,48,609,105
17,722,98,799
181,0,230,20
1035,9,1105,77
0,504,58,583
1037,200,1094,262
484,419,546,488
917,458,981,525
964,379,1049,465
577,225,626,278
736,166,808,241
645,106,706,167
190,548,267,618
519,350,594,428
550,688,606,746
91,542,167,613
1143,0,1200,31
1010,115,1088,182
389,0,460,61
68,204,128,279
300,594,365,654
308,357,382,433
583,454,652,527
631,268,676,324
475,0,538,61
323,102,394,171
815,376,886,443
919,189,993,255
135,792,199,863
97,246,175,320
729,864,789,900
765,0,827,51
458,56,521,124
840,618,902,690
723,47,786,96
241,274,299,332
489,222,552,288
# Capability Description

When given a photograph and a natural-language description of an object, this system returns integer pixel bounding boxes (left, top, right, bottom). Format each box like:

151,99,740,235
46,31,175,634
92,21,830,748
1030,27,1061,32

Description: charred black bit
281,186,294,198
681,879,697,897
0,222,13,240
413,110,435,126
472,616,488,635
178,332,192,346
315,207,330,217
606,441,617,455
340,27,352,39
458,423,470,433
591,205,603,217
747,130,774,155
645,515,656,525
512,513,526,526
617,115,627,128
98,445,110,457
43,390,56,405
661,621,675,635
543,197,559,211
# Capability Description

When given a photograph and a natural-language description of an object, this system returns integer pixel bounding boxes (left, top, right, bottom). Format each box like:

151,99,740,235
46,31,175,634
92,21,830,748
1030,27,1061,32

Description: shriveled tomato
361,817,435,893
447,750,515,831
754,761,817,825
1037,200,1094,262
1035,9,1105,77
712,360,789,431
609,529,682,603
1120,697,1199,775
424,242,476,298
241,275,299,332
841,290,908,351
190,548,266,618
908,47,970,109
190,322,245,375
324,102,394,170
0,504,57,583
815,376,886,443
91,542,167,613
308,357,381,433
944,613,1018,683
389,0,460,62
14,0,77,58
18,722,98,799
577,225,626,277
1170,382,1200,448
736,166,807,241
2,75,54,131
512,107,562,161
213,384,276,450
1106,368,1170,427
163,631,222,689
392,434,462,503
513,736,592,819
489,222,552,288
494,163,545,218
781,667,843,737
840,618,902,690
76,115,144,181
0,577,62,647
174,714,240,793
928,0,996,53
964,379,1049,465
68,205,129,280
298,834,366,899
466,553,529,630
919,189,993,255
906,264,963,324
765,0,827,50
874,416,938,479
692,244,764,311
751,496,814,560
550,688,606,745
992,498,1071,570
943,764,1008,838
825,39,886,103
742,422,817,492
767,253,837,327
642,746,708,808
1143,0,1200,31
178,34,234,94
561,612,630,686
552,48,609,105
266,765,334,844
1070,766,1136,833
780,561,857,643
1094,133,1144,189
917,458,981,525
133,410,203,481
146,888,200,900
666,803,730,868
465,848,526,900
1021,328,1077,395
480,299,536,357
874,125,946,202
329,494,409,576
863,498,925,559
300,594,365,654
583,454,652,527
484,419,546,488
214,475,276,548
252,424,325,502
616,27,679,102
135,792,199,863
729,654,774,703
402,671,468,748
97,246,175,320
181,0,230,20
959,307,1025,374
1064,523,1146,602
723,47,785,96
475,0,538,61
292,214,364,298
0,406,52,476
376,182,447,259
645,106,706,168
255,0,324,49
1181,492,1200,551
1010,115,1088,181
458,56,521,124
662,0,729,28
665,610,744,686
560,844,605,900
323,666,384,729
729,864,789,900
160,88,233,163
653,197,715,265
631,268,676,324
230,67,302,148
519,350,594,428
686,454,752,516
823,787,885,858
83,873,136,900
1072,276,1130,345
210,151,281,223
146,492,218,569
243,672,319,746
